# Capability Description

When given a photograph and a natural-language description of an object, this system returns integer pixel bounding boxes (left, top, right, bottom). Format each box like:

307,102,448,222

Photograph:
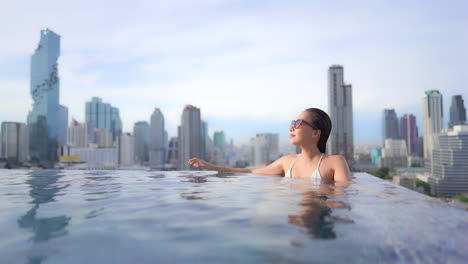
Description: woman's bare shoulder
322,155,347,166
282,154,299,161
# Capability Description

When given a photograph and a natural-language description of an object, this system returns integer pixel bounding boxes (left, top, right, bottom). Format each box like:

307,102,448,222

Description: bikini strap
290,156,299,168
287,156,299,174
317,154,325,170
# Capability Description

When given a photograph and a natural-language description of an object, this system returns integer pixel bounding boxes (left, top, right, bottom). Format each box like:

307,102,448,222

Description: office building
133,121,150,165
428,124,468,196
1,122,29,164
422,90,444,160
67,119,89,147
400,114,419,156
119,133,135,166
449,95,466,128
85,97,122,141
150,108,166,168
379,139,408,168
382,109,400,145
178,105,201,170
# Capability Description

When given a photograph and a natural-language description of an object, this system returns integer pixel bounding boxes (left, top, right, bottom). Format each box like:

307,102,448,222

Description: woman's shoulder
322,155,347,166
278,154,299,165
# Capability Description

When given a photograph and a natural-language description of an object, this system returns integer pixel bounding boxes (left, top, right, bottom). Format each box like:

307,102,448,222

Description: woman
188,108,351,182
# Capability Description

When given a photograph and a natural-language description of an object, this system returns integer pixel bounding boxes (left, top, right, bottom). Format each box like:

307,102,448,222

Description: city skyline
1,1,467,145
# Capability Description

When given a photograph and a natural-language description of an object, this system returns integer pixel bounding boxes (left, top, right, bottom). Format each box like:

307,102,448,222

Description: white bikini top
285,154,324,181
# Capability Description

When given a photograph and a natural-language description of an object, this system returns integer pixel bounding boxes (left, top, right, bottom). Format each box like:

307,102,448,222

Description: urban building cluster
1,29,357,172
370,91,467,196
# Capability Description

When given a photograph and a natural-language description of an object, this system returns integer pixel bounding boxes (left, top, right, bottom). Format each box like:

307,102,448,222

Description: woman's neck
299,146,322,161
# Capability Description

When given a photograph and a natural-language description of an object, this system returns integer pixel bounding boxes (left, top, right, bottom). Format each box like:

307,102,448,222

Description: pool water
0,170,466,263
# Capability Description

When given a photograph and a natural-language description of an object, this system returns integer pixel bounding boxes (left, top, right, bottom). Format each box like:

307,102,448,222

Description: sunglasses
290,119,317,129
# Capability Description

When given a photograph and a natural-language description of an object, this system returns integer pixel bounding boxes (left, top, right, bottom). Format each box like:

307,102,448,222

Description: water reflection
17,170,71,263
81,171,122,201
286,180,352,240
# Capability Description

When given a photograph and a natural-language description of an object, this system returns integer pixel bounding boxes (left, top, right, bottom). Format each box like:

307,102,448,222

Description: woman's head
289,108,332,153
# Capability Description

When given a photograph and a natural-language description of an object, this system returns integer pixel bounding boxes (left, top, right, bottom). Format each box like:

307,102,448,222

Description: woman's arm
188,156,286,175
332,156,351,182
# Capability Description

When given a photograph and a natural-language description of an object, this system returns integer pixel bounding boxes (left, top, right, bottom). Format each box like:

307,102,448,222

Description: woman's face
289,111,318,146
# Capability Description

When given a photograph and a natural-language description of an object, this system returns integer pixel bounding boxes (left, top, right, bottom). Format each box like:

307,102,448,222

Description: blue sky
0,0,467,146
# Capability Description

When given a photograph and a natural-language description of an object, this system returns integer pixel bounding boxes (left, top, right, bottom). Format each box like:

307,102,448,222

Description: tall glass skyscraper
382,109,400,145
449,95,466,128
400,114,419,156
85,97,122,141
28,28,61,165
327,65,354,165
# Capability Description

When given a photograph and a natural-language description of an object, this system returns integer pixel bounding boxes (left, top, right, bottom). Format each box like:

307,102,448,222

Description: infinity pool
0,170,466,263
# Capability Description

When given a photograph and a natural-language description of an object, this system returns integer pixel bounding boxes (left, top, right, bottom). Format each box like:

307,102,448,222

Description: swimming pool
0,170,466,263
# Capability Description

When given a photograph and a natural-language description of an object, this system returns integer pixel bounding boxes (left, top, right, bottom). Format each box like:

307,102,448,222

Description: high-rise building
28,28,61,165
119,133,135,166
85,97,122,141
427,124,468,196
400,114,419,156
178,105,201,170
253,133,279,167
382,109,400,145
67,119,89,147
1,122,29,164
449,95,466,128
58,105,68,146
133,121,150,165
327,65,354,165
149,108,166,168
422,90,444,160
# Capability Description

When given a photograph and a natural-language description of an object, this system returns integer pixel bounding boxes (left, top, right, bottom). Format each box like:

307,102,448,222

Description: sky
0,0,467,146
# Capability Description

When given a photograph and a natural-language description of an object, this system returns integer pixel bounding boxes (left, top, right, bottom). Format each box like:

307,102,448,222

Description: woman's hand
188,158,218,170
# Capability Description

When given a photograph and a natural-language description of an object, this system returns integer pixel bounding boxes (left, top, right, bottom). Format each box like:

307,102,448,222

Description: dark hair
304,108,332,154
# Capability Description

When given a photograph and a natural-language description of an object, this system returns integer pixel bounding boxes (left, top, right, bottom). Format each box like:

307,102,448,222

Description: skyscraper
449,95,466,128
28,28,61,165
178,105,201,170
400,114,419,156
133,121,150,165
85,97,122,141
422,90,444,160
327,65,354,165
382,109,400,145
150,108,166,168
